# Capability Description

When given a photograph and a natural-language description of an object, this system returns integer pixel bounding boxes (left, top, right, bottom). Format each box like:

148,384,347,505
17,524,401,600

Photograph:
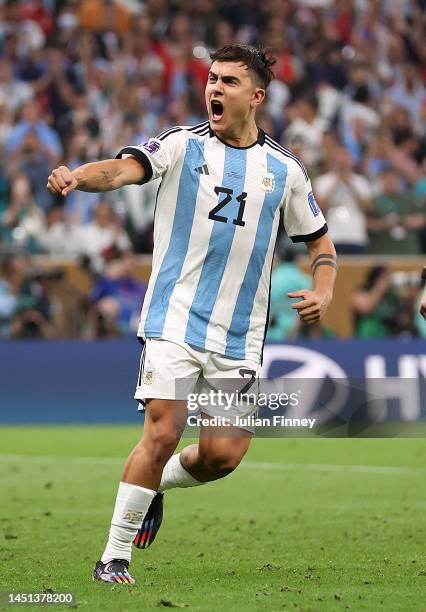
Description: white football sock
159,452,204,492
101,482,156,563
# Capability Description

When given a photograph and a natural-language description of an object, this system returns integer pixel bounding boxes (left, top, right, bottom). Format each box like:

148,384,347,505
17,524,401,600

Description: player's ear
252,87,265,108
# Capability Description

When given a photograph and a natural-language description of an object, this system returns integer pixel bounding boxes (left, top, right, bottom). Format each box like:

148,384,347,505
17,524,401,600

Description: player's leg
157,349,258,488
176,349,257,481
134,421,207,550
133,339,205,493
135,422,250,553
94,339,200,582
121,398,187,489
179,419,252,481
94,398,187,583
133,344,257,552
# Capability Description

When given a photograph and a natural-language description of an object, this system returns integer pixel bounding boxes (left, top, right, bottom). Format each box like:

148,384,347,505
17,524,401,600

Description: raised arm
47,157,145,197
288,233,337,324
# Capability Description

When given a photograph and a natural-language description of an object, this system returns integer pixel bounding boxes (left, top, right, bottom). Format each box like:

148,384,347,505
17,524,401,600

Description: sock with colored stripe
101,482,156,563
158,452,204,492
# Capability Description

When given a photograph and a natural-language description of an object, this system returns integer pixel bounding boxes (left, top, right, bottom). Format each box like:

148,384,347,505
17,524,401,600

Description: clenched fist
47,165,78,196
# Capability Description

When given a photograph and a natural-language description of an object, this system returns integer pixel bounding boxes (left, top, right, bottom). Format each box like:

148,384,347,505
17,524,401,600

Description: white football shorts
135,338,259,432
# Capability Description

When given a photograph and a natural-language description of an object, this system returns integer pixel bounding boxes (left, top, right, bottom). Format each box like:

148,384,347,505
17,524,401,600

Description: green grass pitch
1,426,425,611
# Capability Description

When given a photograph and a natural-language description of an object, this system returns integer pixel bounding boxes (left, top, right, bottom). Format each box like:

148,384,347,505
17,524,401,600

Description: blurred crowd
0,0,425,339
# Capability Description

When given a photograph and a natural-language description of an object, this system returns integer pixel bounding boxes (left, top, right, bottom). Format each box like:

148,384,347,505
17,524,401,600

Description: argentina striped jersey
117,122,327,362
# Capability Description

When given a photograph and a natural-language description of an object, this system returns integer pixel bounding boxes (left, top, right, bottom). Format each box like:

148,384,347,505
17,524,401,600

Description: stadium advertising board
1,340,425,426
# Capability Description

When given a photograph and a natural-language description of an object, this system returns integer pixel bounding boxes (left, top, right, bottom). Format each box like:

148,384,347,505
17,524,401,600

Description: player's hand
288,289,331,324
47,165,78,197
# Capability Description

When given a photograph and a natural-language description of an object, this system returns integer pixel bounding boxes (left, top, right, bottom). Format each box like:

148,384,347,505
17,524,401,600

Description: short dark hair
209,45,276,89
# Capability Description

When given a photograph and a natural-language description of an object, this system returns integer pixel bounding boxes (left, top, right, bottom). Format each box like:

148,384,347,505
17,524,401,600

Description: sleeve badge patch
308,191,320,217
143,140,161,155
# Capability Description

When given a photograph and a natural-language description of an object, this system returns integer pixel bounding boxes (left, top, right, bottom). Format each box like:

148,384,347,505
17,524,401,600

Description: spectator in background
0,162,10,225
367,168,425,254
414,157,426,202
281,94,328,167
0,92,15,150
363,131,395,183
78,0,131,39
0,57,33,113
117,178,158,255
19,0,54,37
35,45,81,141
89,250,147,338
340,61,380,163
389,127,422,186
64,127,102,225
5,99,62,160
72,199,132,273
262,10,301,87
38,204,80,257
363,125,422,189
352,265,414,339
342,62,380,127
0,254,56,338
317,129,340,175
415,158,426,253
305,39,348,90
0,173,45,253
1,0,426,342
314,146,372,254
8,128,56,211
0,254,26,338
267,249,312,342
389,63,425,132
0,0,46,60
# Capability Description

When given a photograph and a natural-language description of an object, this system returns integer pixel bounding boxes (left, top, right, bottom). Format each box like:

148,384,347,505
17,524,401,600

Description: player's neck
214,121,259,148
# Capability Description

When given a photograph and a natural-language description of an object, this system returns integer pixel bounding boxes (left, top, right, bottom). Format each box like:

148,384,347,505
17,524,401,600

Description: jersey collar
209,124,265,149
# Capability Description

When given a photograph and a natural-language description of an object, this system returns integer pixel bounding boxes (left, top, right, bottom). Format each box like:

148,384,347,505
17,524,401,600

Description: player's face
205,61,264,135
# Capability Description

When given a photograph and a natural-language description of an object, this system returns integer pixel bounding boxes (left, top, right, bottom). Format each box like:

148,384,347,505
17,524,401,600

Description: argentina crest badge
143,367,155,385
260,173,275,192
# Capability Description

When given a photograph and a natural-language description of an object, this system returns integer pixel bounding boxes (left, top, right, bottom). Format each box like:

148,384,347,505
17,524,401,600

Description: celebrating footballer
47,44,337,585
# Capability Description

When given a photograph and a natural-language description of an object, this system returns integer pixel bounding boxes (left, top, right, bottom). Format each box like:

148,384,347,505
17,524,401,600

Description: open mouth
210,99,224,122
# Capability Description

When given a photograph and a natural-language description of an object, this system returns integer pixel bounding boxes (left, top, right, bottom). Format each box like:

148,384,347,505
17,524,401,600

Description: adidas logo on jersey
195,164,210,175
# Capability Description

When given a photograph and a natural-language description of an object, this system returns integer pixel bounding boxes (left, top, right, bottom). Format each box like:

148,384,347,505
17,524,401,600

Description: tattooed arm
288,233,337,324
47,158,145,197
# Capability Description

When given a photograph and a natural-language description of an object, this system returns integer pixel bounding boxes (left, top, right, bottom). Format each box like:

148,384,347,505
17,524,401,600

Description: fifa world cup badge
261,173,275,192
143,367,155,385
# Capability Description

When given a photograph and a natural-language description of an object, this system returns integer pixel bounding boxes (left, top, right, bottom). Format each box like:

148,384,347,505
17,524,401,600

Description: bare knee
199,447,243,478
137,399,186,467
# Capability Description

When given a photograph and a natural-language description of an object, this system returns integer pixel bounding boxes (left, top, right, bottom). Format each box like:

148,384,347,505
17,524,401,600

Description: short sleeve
115,128,184,185
283,165,328,243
